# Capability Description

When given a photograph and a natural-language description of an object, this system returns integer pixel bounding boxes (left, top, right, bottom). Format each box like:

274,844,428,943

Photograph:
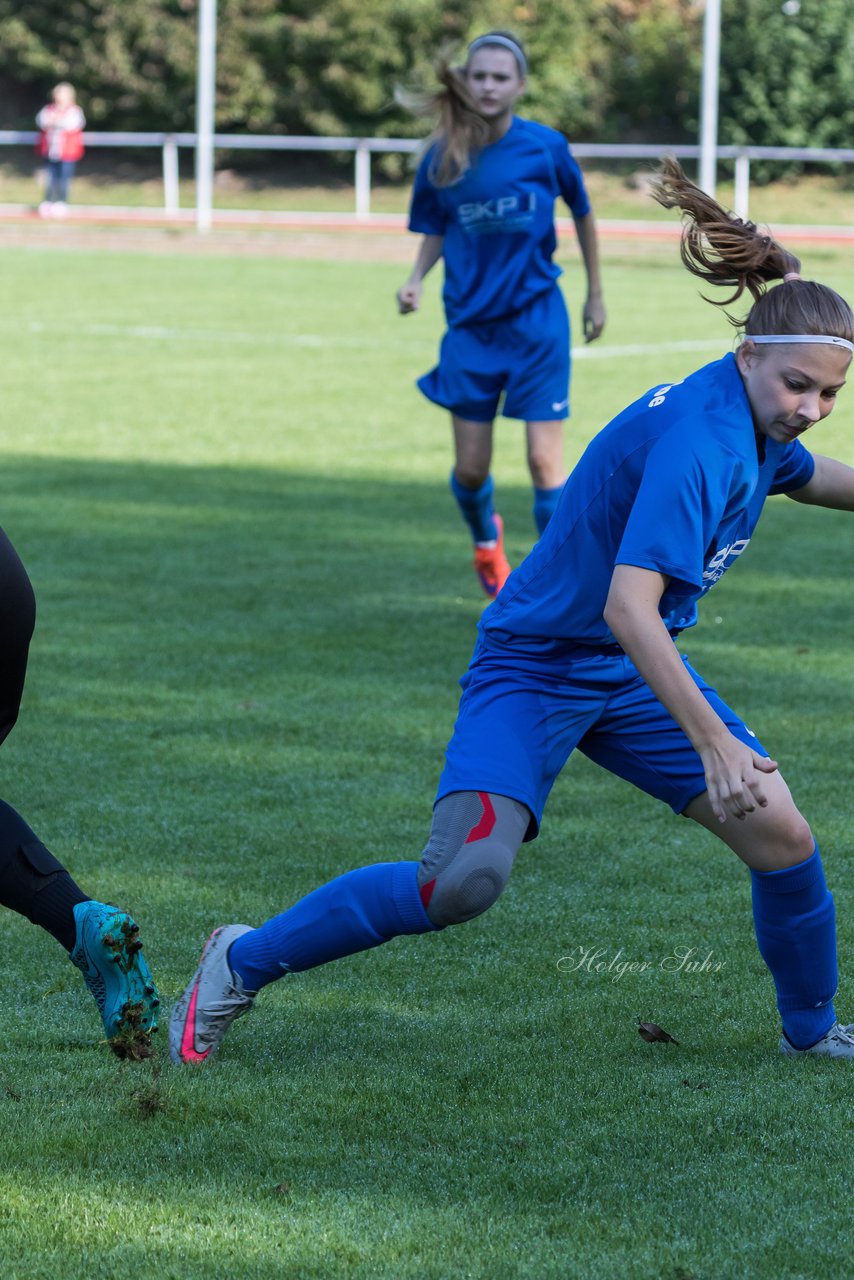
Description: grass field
1,233,854,1279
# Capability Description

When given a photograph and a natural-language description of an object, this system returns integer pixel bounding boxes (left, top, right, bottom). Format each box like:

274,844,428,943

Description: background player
0,529,158,1056
172,159,854,1064
396,31,606,598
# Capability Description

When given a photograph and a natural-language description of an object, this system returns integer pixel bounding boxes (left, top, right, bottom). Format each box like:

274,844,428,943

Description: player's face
464,48,525,121
736,341,850,443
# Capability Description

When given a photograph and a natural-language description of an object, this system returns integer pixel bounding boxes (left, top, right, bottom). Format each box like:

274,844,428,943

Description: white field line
22,319,726,361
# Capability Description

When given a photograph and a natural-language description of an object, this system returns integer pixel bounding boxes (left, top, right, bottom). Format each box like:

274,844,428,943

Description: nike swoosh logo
551,399,569,412
180,981,210,1062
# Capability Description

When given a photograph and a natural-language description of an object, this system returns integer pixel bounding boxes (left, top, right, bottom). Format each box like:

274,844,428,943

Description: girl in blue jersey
171,159,854,1064
396,31,606,599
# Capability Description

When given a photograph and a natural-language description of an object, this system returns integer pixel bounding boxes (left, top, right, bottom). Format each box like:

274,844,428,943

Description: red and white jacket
36,104,86,163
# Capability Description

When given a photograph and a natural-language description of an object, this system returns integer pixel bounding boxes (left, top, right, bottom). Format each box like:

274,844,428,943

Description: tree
0,0,851,166
719,0,854,153
0,0,198,128
595,0,701,141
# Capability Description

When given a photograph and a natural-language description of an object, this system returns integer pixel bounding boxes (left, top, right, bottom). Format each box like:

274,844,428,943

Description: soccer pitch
1,235,853,1279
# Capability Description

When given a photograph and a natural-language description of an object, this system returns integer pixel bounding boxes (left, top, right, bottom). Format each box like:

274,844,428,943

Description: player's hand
583,295,606,343
397,281,422,315
699,734,778,824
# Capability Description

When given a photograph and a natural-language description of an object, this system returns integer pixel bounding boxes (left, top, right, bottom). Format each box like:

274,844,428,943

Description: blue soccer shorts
436,640,769,841
417,286,571,423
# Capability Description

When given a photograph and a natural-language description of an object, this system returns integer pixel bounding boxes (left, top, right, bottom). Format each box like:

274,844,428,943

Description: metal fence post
355,141,370,217
195,0,217,231
162,135,180,215
734,152,750,221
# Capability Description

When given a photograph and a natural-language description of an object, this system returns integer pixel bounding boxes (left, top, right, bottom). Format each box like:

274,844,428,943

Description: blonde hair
650,156,854,341
397,31,526,189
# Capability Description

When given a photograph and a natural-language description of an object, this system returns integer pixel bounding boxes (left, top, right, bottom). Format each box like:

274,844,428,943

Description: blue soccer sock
532,483,564,535
450,471,498,544
750,844,837,1049
228,861,437,992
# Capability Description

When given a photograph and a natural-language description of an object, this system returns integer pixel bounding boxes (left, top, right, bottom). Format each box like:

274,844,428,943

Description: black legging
0,527,36,742
0,529,87,949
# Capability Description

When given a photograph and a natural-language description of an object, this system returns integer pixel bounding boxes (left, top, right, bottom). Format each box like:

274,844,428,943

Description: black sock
0,802,89,951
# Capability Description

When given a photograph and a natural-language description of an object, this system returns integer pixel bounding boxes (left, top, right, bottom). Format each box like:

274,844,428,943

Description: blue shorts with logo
436,638,768,841
418,286,571,423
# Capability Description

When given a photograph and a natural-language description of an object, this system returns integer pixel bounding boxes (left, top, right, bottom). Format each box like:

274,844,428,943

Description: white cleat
780,1022,854,1059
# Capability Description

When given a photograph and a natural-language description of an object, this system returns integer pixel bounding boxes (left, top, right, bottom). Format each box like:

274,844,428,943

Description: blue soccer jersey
408,116,590,327
480,353,815,651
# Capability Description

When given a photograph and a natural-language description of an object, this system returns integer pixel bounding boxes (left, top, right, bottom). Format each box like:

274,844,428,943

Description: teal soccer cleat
70,900,159,1058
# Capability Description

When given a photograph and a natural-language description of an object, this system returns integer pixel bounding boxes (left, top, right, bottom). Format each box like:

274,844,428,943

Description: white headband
467,35,527,75
743,334,854,354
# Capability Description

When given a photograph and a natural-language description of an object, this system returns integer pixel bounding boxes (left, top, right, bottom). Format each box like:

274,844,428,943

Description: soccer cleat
70,900,160,1058
169,924,256,1065
780,1022,854,1059
472,513,512,599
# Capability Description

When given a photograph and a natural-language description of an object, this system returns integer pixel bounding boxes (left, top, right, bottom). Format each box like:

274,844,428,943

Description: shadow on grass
0,452,850,867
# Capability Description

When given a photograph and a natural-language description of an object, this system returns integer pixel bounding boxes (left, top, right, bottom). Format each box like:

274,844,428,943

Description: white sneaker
169,924,255,1064
38,201,54,217
780,1022,854,1058
52,201,68,217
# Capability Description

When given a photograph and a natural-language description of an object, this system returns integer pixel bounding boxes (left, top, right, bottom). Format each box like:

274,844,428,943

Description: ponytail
396,60,487,188
650,156,854,342
396,30,526,189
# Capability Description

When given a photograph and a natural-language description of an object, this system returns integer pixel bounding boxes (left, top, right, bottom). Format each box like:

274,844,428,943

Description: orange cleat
472,513,512,599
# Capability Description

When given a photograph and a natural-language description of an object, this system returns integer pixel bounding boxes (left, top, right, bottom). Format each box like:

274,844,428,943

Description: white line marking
20,320,726,360
573,339,724,360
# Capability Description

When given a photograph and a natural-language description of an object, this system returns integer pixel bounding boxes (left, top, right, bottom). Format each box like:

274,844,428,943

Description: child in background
36,82,85,217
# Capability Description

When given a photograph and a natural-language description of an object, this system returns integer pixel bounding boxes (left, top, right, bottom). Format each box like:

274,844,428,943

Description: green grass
1,241,854,1279
3,155,854,225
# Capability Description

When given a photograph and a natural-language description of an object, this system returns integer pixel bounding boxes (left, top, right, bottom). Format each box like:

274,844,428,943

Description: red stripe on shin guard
419,878,436,909
465,792,496,844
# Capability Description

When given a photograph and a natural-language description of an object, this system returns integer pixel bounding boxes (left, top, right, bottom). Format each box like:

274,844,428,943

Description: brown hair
397,31,526,189
650,156,854,341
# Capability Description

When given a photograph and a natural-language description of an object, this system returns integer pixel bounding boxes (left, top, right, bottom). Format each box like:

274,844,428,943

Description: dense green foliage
721,0,854,151
0,0,850,152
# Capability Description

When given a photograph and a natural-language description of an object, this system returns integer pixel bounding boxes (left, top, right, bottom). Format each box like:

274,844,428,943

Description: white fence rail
3,130,854,221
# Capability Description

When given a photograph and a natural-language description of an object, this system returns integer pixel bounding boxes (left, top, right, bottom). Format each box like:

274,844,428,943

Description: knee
454,462,489,492
417,791,528,928
768,811,816,869
419,859,509,928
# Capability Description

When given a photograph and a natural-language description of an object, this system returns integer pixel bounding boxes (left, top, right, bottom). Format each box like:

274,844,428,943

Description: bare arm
603,564,777,822
396,234,444,315
572,211,606,343
786,453,854,510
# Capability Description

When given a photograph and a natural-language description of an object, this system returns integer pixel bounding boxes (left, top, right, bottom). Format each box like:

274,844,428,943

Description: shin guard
450,471,498,544
228,861,436,992
751,845,837,1049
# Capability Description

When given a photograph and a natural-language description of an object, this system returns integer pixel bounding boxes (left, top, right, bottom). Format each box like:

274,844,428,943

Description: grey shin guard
417,791,530,928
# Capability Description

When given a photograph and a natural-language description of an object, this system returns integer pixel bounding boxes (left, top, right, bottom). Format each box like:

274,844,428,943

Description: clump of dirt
109,1000,157,1061
132,1081,167,1117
